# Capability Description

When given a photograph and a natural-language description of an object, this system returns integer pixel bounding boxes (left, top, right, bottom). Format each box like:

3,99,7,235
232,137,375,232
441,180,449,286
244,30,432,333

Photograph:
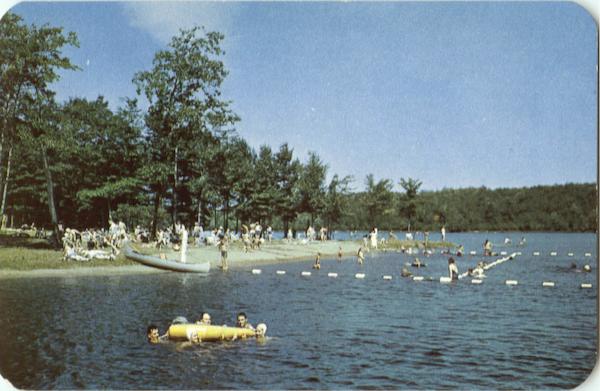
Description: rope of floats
249,251,595,289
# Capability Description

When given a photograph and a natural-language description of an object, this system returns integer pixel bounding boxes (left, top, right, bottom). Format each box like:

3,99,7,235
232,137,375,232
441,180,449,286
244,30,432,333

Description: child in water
313,252,321,269
357,247,365,265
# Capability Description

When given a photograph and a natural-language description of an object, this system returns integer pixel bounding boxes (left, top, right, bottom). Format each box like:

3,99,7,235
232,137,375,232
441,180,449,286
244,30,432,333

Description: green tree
399,177,422,231
0,12,79,228
133,26,239,236
323,174,352,237
274,143,301,237
363,174,394,228
296,152,327,227
61,97,144,227
248,145,279,225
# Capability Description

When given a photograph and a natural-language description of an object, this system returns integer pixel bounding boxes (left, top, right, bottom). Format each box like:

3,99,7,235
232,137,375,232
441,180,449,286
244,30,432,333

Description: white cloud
121,1,235,45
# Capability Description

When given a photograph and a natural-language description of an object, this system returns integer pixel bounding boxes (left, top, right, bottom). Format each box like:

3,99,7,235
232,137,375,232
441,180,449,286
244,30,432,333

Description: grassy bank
0,235,137,271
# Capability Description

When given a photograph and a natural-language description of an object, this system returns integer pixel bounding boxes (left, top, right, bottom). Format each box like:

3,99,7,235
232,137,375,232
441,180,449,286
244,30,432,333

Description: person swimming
583,264,592,273
401,267,412,277
236,312,255,330
313,252,321,269
196,313,211,325
357,247,365,265
255,323,267,338
147,324,169,344
411,257,424,268
448,257,459,280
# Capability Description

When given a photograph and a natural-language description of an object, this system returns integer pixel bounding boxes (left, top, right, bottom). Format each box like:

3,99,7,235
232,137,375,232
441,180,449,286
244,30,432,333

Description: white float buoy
469,251,477,255
568,253,574,257
471,279,482,284
542,281,555,287
383,275,392,280
505,280,518,286
301,271,311,277
550,252,557,256
581,283,592,289
516,251,522,256
276,270,286,275
355,273,366,279
328,272,338,278
533,252,540,256
439,276,452,283
251,269,262,274
413,276,424,281
584,253,592,257
500,251,507,256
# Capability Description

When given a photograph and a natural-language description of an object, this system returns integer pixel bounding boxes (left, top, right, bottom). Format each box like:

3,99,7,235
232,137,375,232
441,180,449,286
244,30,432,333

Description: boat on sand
122,241,210,273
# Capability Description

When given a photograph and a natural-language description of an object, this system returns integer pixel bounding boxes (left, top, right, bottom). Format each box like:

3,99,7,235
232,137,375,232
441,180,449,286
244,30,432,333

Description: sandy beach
0,240,364,279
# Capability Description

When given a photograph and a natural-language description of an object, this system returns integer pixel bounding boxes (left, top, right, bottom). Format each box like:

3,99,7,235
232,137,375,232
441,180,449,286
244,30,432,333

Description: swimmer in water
357,247,365,265
196,312,211,325
583,264,592,273
255,323,267,338
313,252,321,269
401,267,412,277
147,324,169,344
236,312,255,330
448,257,459,280
411,257,423,268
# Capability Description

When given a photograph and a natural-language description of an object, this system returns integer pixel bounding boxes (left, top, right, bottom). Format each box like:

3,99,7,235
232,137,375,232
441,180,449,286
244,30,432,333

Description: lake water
0,232,597,389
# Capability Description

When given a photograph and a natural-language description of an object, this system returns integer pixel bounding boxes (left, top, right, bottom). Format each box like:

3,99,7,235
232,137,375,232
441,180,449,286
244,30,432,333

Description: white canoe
122,242,210,273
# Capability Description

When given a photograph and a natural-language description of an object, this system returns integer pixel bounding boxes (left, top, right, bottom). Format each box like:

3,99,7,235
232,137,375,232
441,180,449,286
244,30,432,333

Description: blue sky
4,1,598,191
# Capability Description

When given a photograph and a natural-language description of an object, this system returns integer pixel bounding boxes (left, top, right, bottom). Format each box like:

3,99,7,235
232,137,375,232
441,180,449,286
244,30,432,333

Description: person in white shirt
448,257,459,280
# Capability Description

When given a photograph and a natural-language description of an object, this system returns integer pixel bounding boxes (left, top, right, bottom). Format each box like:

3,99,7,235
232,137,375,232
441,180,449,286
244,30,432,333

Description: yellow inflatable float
168,323,259,342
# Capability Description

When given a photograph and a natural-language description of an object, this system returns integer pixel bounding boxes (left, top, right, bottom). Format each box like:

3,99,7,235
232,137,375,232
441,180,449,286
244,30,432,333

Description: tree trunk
197,196,204,227
283,219,289,238
223,198,229,230
172,145,178,230
151,191,161,240
106,198,112,228
41,146,60,247
0,133,4,199
0,146,13,216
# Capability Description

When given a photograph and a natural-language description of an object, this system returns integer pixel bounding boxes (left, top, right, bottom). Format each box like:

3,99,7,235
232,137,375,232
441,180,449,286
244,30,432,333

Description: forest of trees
0,13,596,246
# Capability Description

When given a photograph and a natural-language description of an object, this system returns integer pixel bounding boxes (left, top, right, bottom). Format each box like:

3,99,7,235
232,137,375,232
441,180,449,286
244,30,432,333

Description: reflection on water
0,232,596,389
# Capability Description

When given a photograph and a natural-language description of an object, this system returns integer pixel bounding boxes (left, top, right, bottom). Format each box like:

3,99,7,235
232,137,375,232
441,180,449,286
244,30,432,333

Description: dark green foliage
340,183,597,232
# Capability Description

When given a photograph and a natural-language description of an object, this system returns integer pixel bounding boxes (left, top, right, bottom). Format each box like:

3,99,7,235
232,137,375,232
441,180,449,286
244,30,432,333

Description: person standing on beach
441,225,446,242
337,246,343,262
369,227,378,250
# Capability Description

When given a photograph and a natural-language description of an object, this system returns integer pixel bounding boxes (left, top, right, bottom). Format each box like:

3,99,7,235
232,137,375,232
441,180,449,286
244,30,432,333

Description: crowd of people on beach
57,218,349,266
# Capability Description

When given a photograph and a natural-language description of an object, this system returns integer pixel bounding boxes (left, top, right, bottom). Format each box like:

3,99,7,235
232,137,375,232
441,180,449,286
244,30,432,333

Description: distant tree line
339,182,597,233
0,13,596,248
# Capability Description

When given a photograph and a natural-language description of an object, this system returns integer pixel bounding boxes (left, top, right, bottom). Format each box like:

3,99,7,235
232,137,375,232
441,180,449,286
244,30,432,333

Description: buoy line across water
246,252,594,289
